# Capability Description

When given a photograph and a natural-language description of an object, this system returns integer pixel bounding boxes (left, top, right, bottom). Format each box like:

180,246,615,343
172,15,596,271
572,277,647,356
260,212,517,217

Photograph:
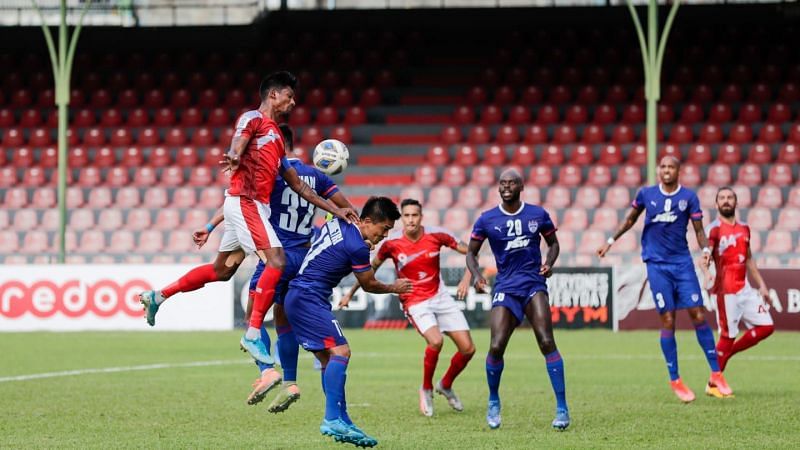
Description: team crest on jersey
528,220,538,233
678,200,688,211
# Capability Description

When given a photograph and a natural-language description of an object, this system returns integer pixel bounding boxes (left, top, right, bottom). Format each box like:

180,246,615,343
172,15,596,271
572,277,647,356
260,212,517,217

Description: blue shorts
283,288,347,352
645,261,702,314
249,247,310,306
491,283,548,324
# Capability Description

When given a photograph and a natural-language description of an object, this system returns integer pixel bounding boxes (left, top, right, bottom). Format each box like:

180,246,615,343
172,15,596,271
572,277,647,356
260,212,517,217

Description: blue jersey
269,158,339,249
471,202,556,296
633,185,703,264
289,218,372,295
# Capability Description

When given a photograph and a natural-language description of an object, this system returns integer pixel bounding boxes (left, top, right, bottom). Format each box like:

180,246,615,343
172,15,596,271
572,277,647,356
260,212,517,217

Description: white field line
2,353,798,384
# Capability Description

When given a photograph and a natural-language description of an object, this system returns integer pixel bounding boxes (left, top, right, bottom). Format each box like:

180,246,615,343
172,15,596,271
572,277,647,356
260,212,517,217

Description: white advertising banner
0,265,233,331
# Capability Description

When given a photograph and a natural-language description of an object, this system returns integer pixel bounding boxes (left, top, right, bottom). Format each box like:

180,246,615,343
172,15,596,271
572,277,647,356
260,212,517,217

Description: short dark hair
361,196,400,222
400,198,422,213
278,124,294,151
716,186,737,201
259,71,298,100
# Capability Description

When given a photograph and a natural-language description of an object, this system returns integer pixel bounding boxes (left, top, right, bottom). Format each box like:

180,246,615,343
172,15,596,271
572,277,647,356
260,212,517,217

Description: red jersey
377,226,459,308
706,219,750,295
227,110,285,204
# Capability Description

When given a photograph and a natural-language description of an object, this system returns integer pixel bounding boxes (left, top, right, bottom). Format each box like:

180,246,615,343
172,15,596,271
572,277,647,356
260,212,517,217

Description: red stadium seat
359,87,381,107
160,166,184,187
736,163,762,186
125,209,152,231
720,84,743,103
582,124,605,144
616,165,642,187
141,89,165,109
577,85,599,104
728,124,753,144
657,104,674,123
153,108,176,127
603,186,631,209
762,231,791,254
427,186,453,209
790,124,800,144
775,209,800,231
706,164,733,186
174,147,198,167
86,187,112,208
441,208,470,232
521,186,541,205
522,86,543,104
662,84,684,104
117,89,139,108
540,145,565,166
495,125,520,145
137,127,161,146
451,106,474,125
19,109,42,127
190,127,214,147
574,186,601,209
171,187,196,208
12,209,38,230
115,186,140,208
561,209,588,231
36,146,57,168
414,165,438,187
141,187,167,209
198,187,223,209
164,230,193,253
0,108,15,127
512,145,535,165
68,209,94,231
66,187,84,208
466,86,487,105
528,166,553,186
426,145,450,166
480,105,503,125
455,185,483,209
2,128,25,147
126,108,149,127
696,185,717,209
691,84,713,103
22,167,46,187
108,230,135,253
544,186,571,209
679,164,702,187
483,145,507,166
131,167,157,187
686,144,712,165
77,167,101,187
494,86,516,105
767,163,793,186
738,103,762,124
679,103,704,123
758,124,783,144
621,104,645,124
716,144,742,164
82,127,107,147
3,187,27,208
67,147,89,168
12,147,34,167
597,144,623,166
549,85,571,104
523,125,547,144
105,167,129,187
28,128,51,147
441,166,467,186
605,85,628,103
748,83,771,102
569,144,593,165
89,89,112,108
708,103,732,123
467,125,491,145
145,146,170,167
332,87,354,107
586,166,612,187
471,165,496,187
732,185,752,208
330,126,352,145
590,208,618,231
755,185,783,208
668,124,693,144
565,105,588,124
180,107,203,127
745,208,773,231
536,104,559,125
746,143,773,164
344,106,366,126
224,89,246,109
110,128,133,147
138,230,165,253
300,126,323,146
593,104,617,125
659,144,682,162
170,89,192,109
698,124,723,144
316,106,339,126
767,103,791,123
153,210,181,231
77,230,106,253
197,89,218,108
557,164,582,187
120,146,144,167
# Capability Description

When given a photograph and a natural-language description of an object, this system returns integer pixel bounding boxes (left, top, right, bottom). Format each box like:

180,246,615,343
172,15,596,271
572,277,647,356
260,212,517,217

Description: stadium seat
109,128,133,147
454,145,479,166
126,108,149,128
197,187,223,209
21,167,45,187
164,230,193,253
68,209,95,231
557,164,582,187
731,185,752,208
0,108,14,127
106,167,130,187
483,145,506,166
455,185,483,209
471,165,496,187
508,145,534,166
708,103,732,123
560,209,588,231
28,128,51,147
596,144,622,166
523,125,547,144
480,105,503,125
427,186,453,209
706,164,733,186
766,163,793,186
115,186,140,208
169,89,192,108
610,125,635,145
495,125,519,145
89,89,112,108
161,166,185,187
755,185,783,208
775,208,800,231
609,232,638,254
767,103,791,123
359,87,381,107
316,106,339,126
578,230,605,255
66,187,84,208
668,124,693,144
696,185,717,209
0,230,19,253
20,109,42,127
441,166,467,186
137,230,165,253
599,186,629,210
544,186,571,209
118,146,143,168
528,166,553,186
137,127,160,146
736,164,762,186
536,104,559,125
425,145,449,166
679,164,702,187
467,125,491,145
621,104,645,124
738,103,762,123
421,210,441,228
414,165,438,187
12,147,34,167
616,165,642,187
344,106,366,125
745,207,773,231
568,144,593,165
87,187,112,208
728,124,753,144
152,210,180,231
590,208,618,231
508,105,531,125
175,147,199,167
716,143,742,164
12,210,38,230
124,208,152,231
565,105,588,124
552,125,576,144
581,124,604,144
686,144,712,165
679,103,704,123
21,230,48,254
38,209,58,231
538,145,563,166
549,85,571,104
399,186,424,204
202,147,223,167
441,208,470,232
745,143,772,165
181,107,204,127
698,124,723,144
108,230,135,253
762,231,792,254
590,104,615,125
2,128,25,147
758,124,783,144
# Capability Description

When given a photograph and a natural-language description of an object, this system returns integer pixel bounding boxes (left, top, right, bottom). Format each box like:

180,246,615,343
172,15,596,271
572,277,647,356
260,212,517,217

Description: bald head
659,155,680,168
657,155,680,186
498,168,524,205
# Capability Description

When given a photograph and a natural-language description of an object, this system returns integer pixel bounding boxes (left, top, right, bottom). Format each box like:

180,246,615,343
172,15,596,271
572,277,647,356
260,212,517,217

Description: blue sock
255,325,273,373
544,350,567,411
276,326,298,382
694,321,720,372
320,364,326,394
323,355,348,421
660,329,679,381
486,355,504,403
340,372,352,425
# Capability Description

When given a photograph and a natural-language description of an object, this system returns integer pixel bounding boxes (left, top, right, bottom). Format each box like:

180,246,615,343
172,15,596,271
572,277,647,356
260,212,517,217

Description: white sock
154,292,166,305
245,326,260,340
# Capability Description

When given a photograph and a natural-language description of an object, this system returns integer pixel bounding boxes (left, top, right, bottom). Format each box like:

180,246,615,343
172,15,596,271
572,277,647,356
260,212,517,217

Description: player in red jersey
701,187,774,397
138,71,358,364
340,198,475,417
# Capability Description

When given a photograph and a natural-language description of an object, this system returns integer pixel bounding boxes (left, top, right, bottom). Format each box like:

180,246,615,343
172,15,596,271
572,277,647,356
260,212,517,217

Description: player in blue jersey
597,156,733,402
466,169,569,431
191,125,356,410
284,197,412,448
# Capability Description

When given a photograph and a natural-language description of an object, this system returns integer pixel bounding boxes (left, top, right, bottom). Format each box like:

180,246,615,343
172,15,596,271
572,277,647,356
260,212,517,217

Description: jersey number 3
279,189,315,234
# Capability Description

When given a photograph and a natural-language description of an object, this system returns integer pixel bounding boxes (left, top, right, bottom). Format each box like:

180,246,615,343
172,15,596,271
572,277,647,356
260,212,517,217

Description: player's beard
718,206,735,218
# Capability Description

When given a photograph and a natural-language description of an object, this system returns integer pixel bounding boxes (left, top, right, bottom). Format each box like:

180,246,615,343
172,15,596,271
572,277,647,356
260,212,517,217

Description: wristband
205,223,215,233
702,247,711,255
606,237,615,245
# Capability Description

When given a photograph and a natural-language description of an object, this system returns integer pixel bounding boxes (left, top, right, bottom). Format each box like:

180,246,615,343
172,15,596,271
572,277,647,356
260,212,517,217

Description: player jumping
466,169,570,431
597,156,733,402
138,71,358,364
701,187,774,397
339,198,475,417
283,196,412,447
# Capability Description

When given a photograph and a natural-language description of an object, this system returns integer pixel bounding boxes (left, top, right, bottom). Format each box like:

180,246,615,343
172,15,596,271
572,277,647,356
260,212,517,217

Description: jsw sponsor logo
504,236,530,250
652,212,678,223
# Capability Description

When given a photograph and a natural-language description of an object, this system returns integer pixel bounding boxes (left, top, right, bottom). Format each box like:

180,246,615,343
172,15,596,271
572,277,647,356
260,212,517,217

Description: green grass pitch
1,329,798,449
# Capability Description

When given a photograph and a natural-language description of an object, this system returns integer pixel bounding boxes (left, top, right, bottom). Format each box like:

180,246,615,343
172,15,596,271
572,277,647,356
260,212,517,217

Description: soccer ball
312,139,349,175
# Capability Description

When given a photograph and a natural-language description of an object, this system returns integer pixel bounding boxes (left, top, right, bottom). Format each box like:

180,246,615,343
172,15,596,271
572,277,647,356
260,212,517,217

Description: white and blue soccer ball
313,139,349,175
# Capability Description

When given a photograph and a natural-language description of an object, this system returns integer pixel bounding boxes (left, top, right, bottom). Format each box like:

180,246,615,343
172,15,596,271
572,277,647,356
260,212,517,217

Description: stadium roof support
33,0,92,263
626,0,680,185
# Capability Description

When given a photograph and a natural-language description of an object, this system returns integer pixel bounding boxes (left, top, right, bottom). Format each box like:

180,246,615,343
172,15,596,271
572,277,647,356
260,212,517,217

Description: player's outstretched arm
745,247,770,301
540,231,560,277
692,219,712,267
597,206,643,257
220,131,249,173
329,191,356,211
339,257,386,309
283,166,359,224
353,268,413,295
466,238,487,293
193,207,224,249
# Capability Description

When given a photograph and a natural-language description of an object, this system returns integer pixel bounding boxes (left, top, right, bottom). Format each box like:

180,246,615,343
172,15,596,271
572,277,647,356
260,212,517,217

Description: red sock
422,346,440,390
441,351,474,390
161,264,218,299
248,266,282,329
716,336,735,372
731,325,774,356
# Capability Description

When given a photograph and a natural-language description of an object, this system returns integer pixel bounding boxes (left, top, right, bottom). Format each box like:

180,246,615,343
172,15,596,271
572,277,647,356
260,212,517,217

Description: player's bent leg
526,293,570,430
434,330,474,413
241,249,284,364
